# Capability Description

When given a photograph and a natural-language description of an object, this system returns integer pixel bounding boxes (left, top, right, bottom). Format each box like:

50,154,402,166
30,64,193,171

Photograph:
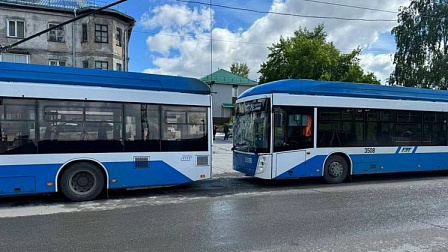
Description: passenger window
38,100,123,153
274,106,313,152
423,112,447,146
166,111,186,124
365,110,394,146
161,105,208,151
394,111,422,146
318,108,364,147
0,98,37,154
395,123,421,146
124,104,160,152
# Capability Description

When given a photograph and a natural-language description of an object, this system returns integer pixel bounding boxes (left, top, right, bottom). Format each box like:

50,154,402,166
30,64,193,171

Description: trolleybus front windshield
233,98,270,154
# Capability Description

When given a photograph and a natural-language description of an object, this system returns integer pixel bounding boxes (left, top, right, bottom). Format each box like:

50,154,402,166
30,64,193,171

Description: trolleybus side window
274,106,313,152
366,110,394,146
423,112,447,146
319,108,447,147
394,111,422,146
0,98,37,154
124,104,160,152
318,108,364,147
161,105,208,152
38,100,123,154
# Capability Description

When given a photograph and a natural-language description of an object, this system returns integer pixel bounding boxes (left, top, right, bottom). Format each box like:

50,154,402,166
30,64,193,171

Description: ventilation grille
134,156,150,168
196,155,209,166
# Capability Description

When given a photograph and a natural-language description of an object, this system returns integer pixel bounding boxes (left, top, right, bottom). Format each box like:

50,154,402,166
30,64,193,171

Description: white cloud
145,32,181,55
359,53,395,84
141,0,410,83
140,4,211,33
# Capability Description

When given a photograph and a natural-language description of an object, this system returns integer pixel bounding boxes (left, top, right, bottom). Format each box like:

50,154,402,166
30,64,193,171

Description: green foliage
230,62,250,78
390,0,448,89
258,24,380,84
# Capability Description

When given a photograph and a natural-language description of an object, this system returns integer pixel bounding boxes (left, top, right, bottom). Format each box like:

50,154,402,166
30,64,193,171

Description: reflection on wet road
1,172,448,251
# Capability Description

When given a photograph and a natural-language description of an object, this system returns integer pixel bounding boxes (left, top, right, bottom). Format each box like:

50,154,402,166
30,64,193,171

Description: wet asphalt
1,172,448,251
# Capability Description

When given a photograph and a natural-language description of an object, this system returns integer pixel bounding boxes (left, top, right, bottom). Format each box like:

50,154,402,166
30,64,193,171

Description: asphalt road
1,172,448,251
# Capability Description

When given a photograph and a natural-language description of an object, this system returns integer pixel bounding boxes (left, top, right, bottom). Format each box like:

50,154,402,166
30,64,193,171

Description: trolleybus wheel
60,162,105,201
323,155,348,184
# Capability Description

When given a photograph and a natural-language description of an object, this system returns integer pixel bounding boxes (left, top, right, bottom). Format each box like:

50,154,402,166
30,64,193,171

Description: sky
119,0,411,84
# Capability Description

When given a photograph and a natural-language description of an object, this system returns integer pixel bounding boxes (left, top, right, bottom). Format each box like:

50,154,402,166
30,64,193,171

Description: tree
390,0,448,89
258,24,380,84
230,62,250,78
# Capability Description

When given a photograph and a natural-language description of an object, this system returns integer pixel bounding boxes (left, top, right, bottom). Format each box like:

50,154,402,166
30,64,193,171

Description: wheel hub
77,177,89,187
69,170,97,195
328,161,343,178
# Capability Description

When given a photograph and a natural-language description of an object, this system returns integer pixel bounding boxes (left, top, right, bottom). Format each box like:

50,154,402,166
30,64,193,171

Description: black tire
60,162,105,202
323,155,349,184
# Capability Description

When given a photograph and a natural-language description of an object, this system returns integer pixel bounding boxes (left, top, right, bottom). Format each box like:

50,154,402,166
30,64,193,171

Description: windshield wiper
232,143,246,151
247,147,259,155
234,143,251,152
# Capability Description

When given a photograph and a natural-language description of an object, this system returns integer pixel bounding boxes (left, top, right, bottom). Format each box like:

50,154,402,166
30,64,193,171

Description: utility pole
210,0,213,79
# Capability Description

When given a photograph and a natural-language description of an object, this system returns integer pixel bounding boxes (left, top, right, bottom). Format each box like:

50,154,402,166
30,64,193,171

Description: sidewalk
212,133,243,178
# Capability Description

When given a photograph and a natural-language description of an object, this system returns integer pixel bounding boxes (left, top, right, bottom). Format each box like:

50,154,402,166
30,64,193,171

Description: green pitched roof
201,69,258,86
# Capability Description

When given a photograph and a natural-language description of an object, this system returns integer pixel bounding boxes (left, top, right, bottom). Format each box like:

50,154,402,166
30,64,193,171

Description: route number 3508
365,148,375,153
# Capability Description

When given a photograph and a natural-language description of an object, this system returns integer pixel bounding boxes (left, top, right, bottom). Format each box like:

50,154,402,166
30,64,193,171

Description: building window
48,23,65,42
116,27,122,47
232,85,238,97
95,61,108,70
49,60,66,67
95,24,108,43
116,63,122,71
0,53,29,63
7,20,25,38
82,24,88,43
82,60,89,68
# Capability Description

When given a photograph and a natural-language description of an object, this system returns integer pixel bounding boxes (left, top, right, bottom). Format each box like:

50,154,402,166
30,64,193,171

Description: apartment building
202,69,258,124
0,0,134,70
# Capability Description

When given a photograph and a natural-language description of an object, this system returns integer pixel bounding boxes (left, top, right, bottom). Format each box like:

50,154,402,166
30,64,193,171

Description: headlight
256,156,267,174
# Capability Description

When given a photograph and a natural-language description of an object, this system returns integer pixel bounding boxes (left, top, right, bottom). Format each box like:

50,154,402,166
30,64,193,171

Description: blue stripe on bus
106,161,192,188
274,152,448,179
0,161,192,197
349,152,447,174
233,152,259,176
275,155,327,179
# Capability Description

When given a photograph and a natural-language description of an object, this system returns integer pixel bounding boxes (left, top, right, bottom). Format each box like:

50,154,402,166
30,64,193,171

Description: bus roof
0,62,210,95
239,79,448,102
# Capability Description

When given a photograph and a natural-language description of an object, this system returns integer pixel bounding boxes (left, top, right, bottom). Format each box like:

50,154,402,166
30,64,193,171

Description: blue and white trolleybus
0,62,212,201
233,79,448,183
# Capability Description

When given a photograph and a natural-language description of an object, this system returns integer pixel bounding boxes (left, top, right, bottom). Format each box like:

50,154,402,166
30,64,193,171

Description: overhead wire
174,0,398,22
298,0,442,20
300,0,397,14
137,0,398,69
